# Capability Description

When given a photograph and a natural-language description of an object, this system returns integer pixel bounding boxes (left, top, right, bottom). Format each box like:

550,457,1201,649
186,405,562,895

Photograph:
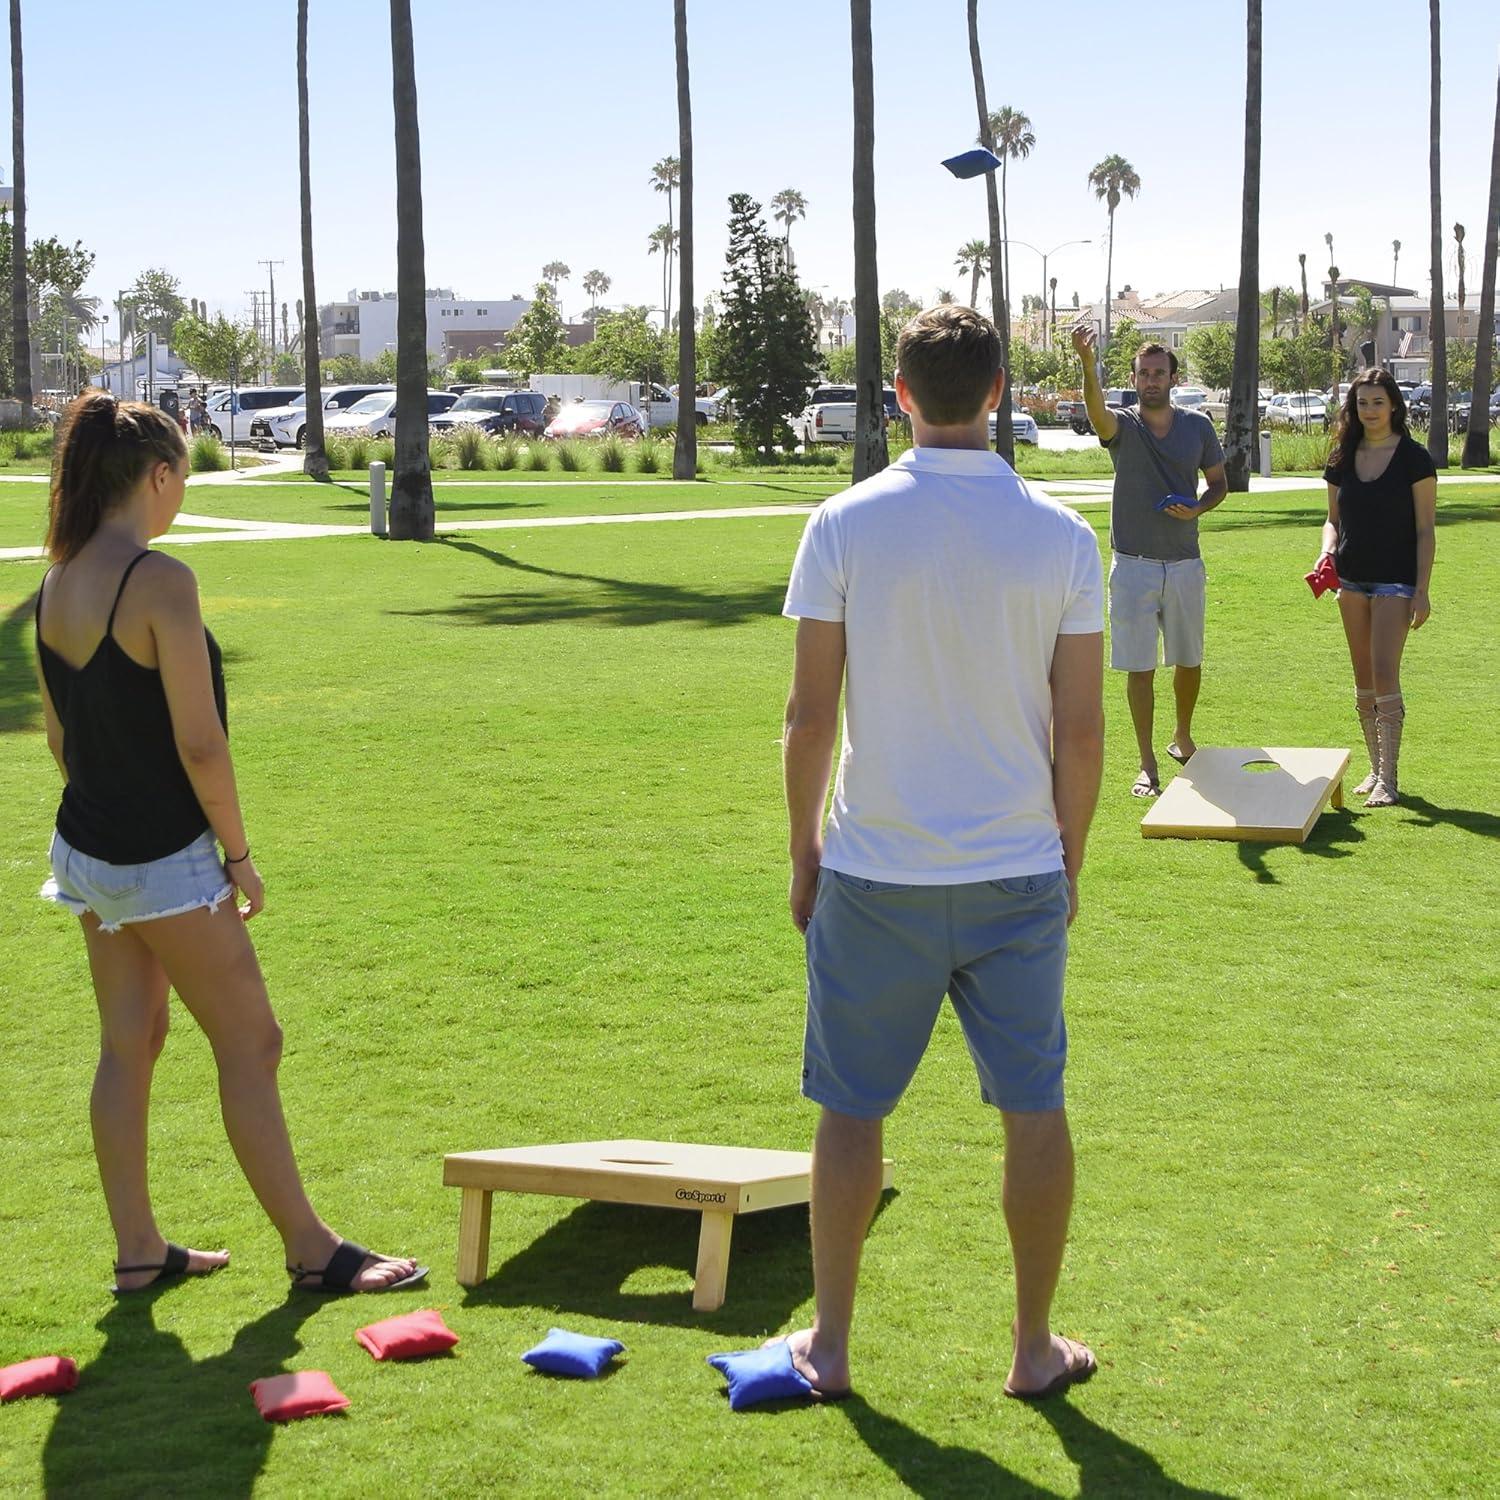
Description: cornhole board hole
1141,746,1350,843
443,1139,895,1312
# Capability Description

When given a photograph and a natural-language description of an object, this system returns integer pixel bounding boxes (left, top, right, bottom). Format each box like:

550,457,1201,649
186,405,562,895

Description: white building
319,289,530,363
96,347,187,397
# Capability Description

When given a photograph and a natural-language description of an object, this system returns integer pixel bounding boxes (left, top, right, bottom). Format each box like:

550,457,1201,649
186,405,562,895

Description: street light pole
996,237,1092,351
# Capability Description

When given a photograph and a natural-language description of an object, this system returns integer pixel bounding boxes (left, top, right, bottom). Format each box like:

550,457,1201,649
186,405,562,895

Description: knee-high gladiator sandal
1354,689,1379,796
1367,693,1404,807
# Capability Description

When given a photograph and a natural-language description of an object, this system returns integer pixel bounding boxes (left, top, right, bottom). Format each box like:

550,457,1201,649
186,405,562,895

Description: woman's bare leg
1337,593,1381,794
131,899,416,1289
80,914,228,1289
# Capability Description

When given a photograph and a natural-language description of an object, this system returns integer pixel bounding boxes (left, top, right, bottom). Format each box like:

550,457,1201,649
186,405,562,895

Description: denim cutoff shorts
802,867,1071,1119
41,829,232,933
1336,578,1416,599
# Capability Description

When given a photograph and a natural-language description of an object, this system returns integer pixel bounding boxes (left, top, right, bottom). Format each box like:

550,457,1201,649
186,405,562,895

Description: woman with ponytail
34,392,425,1296
1315,370,1437,807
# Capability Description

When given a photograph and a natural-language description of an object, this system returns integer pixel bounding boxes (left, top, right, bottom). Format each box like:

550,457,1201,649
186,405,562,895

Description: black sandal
112,1241,221,1296
288,1239,428,1295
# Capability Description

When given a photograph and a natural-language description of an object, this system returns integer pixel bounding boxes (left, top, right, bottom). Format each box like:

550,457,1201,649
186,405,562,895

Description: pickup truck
1067,387,1139,436
640,383,718,429
1056,397,1088,432
1200,389,1271,426
795,385,901,444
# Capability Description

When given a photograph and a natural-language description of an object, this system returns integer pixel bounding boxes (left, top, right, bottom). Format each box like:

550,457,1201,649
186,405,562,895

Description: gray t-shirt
1104,407,1224,560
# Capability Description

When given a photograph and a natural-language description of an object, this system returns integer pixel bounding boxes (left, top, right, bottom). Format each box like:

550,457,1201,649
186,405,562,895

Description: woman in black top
1316,369,1437,807
34,393,424,1295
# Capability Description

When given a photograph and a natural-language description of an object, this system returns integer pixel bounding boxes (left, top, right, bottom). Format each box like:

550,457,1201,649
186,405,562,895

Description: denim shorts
802,867,1071,1118
41,829,233,934
1109,552,1207,671
1336,578,1415,599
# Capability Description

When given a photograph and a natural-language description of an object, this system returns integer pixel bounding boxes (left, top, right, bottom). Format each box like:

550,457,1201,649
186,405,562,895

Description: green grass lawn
0,488,1495,1496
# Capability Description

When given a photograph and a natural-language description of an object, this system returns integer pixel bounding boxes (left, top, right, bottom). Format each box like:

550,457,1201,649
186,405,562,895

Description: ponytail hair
46,392,188,562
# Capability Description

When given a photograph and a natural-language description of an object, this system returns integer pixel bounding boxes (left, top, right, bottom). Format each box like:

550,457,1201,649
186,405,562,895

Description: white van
203,386,304,443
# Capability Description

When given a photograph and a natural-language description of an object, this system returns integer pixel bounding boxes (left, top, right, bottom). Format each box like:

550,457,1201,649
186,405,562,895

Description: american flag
1398,331,1413,357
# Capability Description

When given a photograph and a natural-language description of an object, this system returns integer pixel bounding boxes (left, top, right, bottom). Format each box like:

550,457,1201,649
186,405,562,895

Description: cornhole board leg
692,1209,735,1311
456,1187,493,1287
1330,776,1344,810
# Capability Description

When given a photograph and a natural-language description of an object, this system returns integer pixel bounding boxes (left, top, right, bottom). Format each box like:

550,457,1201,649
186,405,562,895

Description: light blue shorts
1336,578,1415,599
802,867,1071,1118
1109,552,1207,671
41,829,232,934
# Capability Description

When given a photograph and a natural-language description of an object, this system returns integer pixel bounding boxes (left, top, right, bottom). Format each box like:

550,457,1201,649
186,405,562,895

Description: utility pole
259,259,284,359
244,290,263,381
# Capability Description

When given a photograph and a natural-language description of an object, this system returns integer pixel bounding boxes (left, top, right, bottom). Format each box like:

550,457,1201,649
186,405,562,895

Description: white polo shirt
783,445,1103,883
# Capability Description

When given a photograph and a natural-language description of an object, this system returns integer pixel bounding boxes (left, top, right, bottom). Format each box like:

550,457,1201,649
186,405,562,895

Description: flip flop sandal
1004,1338,1097,1401
1166,743,1192,765
288,1239,429,1295
112,1241,221,1296
1130,772,1161,798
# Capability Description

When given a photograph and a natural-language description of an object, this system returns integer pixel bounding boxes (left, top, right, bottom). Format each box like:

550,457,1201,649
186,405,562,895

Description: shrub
525,440,553,471
493,437,519,471
428,434,456,470
189,433,229,472
556,439,586,472
451,425,492,471
344,435,370,471
322,435,349,470
632,438,662,474
598,436,626,472
371,437,395,468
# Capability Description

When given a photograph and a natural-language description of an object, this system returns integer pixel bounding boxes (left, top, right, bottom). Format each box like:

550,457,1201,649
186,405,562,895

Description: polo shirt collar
892,445,1017,477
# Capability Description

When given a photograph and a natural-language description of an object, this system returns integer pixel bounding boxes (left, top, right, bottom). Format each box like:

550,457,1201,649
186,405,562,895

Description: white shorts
1108,552,1206,671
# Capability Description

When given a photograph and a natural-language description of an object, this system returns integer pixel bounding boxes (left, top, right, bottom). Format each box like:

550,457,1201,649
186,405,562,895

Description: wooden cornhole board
443,1139,895,1311
1141,746,1350,843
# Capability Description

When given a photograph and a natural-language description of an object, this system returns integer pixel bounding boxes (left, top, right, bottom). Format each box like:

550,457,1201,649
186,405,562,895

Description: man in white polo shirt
778,305,1105,1403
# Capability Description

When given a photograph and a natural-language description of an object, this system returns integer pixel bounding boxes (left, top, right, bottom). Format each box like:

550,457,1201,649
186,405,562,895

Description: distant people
188,391,207,435
542,394,560,424
1315,369,1436,806
1073,324,1226,797
34,392,425,1296
779,306,1105,1401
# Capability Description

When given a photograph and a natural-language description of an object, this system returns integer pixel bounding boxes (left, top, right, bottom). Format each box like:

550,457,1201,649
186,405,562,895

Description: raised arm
1071,322,1118,445
149,555,263,917
783,617,845,932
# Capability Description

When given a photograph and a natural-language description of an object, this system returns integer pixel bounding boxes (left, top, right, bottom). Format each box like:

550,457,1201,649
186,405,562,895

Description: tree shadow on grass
1235,806,1365,885
389,536,785,630
322,497,546,516
462,1191,896,1339
42,1290,324,1499
840,1394,1234,1500
1,587,40,733
1395,793,1500,841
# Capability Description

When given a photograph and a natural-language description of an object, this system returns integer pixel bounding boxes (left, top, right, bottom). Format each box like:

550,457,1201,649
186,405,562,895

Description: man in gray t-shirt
1075,326,1227,797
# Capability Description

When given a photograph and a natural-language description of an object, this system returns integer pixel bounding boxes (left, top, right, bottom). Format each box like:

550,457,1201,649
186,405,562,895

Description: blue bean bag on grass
520,1329,624,1379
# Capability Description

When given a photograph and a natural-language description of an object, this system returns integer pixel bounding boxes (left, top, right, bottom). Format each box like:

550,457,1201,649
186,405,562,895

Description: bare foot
764,1328,852,1398
1005,1331,1097,1400
113,1243,229,1293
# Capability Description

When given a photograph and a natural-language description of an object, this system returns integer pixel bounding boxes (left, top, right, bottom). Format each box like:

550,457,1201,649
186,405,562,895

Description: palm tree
1086,153,1141,354
650,155,679,327
826,294,850,347
9,0,30,425
1298,252,1309,325
850,0,886,480
388,0,433,540
1225,0,1261,493
770,188,807,263
983,106,1034,341
935,288,956,305
1461,54,1498,468
1392,238,1402,287
672,0,695,482
968,0,1013,462
803,289,827,347
1426,0,1446,467
955,238,989,309
541,260,570,317
581,269,610,329
296,0,328,481
647,225,678,331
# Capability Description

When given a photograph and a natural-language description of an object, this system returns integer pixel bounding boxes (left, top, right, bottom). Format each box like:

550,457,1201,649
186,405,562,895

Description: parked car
429,389,546,439
796,385,900,444
323,389,456,439
1200,388,1272,425
202,385,304,444
1067,387,1138,436
1170,387,1212,414
251,385,394,448
987,408,1040,445
543,399,645,440
1265,392,1328,429
639,383,717,429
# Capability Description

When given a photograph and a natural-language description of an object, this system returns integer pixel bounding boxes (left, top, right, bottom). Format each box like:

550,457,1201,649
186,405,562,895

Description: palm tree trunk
967,0,1014,463
1001,152,1012,346
388,0,433,539
297,0,329,481
1103,205,1116,355
850,0,886,481
9,0,31,425
1225,0,1262,492
1461,57,1499,468
969,262,980,308
672,0,696,481
1426,0,1447,468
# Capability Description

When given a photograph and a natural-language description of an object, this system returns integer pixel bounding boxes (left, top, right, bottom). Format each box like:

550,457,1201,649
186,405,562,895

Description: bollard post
369,461,387,536
1258,430,1272,478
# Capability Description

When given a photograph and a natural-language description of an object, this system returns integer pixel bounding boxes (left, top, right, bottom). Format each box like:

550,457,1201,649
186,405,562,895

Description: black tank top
36,552,229,863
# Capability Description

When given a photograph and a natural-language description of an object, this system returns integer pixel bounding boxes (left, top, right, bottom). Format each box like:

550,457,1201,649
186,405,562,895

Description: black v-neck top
1323,434,1436,586
37,552,228,863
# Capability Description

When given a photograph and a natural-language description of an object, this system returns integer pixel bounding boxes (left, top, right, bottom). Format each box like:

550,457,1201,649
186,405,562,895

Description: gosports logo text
675,1189,727,1205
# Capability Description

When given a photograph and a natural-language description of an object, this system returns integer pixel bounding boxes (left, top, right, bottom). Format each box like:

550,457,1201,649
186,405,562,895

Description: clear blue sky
6,0,1497,338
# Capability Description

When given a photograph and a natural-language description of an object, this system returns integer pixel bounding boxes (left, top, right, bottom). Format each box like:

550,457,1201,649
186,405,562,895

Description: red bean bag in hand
0,1356,78,1401
354,1309,458,1362
1305,553,1340,598
248,1371,350,1422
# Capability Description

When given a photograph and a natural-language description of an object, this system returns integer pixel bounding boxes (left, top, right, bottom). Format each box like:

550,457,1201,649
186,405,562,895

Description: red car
543,399,644,440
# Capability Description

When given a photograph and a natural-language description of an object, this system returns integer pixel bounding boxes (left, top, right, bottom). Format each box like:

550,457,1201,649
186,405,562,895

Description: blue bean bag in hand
706,1342,815,1411
520,1328,624,1379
